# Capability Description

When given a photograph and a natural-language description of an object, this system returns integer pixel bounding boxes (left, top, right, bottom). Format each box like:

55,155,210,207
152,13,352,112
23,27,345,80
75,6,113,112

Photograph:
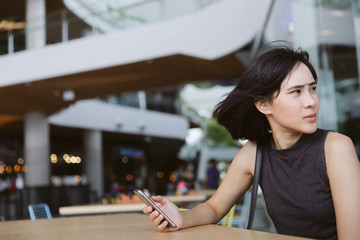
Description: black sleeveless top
259,129,337,240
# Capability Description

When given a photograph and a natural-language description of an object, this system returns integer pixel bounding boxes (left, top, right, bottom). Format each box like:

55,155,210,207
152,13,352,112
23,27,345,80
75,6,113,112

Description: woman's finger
149,210,159,222
157,220,169,232
153,213,164,226
143,206,153,214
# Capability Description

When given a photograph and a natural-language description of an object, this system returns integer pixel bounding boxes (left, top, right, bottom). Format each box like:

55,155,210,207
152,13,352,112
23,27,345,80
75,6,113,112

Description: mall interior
0,0,358,227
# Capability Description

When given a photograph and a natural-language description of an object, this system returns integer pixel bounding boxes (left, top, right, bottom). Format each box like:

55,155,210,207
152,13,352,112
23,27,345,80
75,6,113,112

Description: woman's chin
302,124,318,134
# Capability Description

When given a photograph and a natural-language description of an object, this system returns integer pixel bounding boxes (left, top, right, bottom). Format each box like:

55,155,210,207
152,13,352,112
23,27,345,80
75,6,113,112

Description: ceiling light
63,90,75,101
0,20,25,31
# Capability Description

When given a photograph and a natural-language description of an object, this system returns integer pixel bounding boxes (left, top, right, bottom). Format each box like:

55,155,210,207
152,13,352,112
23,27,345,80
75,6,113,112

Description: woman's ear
255,100,271,114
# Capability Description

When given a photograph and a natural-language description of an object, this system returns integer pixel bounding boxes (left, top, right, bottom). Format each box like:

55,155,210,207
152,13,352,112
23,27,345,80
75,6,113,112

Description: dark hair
213,41,318,143
209,159,217,165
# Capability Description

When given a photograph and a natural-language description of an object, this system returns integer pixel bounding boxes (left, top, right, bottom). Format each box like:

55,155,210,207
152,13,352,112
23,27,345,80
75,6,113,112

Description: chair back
237,188,252,228
28,203,52,220
220,204,236,227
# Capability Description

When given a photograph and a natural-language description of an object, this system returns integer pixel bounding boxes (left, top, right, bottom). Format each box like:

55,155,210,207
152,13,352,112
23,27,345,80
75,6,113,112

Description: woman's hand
143,195,184,232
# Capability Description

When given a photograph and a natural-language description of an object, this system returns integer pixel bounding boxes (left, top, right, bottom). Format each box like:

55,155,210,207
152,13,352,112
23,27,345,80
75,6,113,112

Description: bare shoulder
231,140,257,176
238,140,257,154
325,131,353,148
325,131,355,156
325,131,358,169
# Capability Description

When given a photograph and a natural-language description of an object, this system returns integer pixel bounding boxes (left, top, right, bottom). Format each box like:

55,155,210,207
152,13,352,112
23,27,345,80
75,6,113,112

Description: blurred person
183,164,194,183
203,159,220,189
184,164,195,192
166,180,176,195
175,164,186,181
143,41,360,240
174,164,189,195
175,177,188,195
176,164,195,195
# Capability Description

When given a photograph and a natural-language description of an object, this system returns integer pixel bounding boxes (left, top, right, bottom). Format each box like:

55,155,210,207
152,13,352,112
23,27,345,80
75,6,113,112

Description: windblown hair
213,41,318,143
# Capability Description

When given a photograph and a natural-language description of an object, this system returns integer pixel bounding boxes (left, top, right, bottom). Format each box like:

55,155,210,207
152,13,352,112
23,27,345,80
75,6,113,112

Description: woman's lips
304,114,316,122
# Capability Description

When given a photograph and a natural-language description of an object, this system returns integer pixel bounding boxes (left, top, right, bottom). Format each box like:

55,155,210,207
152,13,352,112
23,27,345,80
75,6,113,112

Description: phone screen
133,189,177,228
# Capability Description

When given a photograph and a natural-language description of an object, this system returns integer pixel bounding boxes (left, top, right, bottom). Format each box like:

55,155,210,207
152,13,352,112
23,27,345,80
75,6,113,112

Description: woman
143,41,360,240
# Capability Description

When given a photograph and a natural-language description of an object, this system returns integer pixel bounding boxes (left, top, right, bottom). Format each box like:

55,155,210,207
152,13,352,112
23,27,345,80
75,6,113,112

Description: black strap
247,143,263,229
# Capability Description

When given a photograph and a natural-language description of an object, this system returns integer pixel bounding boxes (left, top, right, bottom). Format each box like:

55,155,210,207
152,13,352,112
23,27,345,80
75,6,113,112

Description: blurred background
0,0,359,222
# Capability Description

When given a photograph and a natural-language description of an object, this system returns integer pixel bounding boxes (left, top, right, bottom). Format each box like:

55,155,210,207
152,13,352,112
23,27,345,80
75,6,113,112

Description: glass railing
0,0,220,56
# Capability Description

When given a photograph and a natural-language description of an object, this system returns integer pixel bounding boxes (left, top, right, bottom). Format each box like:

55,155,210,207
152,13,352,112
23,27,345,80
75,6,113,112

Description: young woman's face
267,62,319,135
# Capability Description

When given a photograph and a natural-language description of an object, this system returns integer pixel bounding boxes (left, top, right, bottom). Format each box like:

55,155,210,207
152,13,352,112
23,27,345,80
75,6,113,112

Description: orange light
5,166,12,174
110,174,117,181
169,172,176,182
122,156,129,164
157,171,164,179
14,164,21,172
75,175,82,182
50,154,57,163
63,154,70,163
126,174,133,181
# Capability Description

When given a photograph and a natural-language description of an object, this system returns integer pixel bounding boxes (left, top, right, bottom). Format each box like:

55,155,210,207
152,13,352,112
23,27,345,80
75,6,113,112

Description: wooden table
59,194,207,216
0,213,314,240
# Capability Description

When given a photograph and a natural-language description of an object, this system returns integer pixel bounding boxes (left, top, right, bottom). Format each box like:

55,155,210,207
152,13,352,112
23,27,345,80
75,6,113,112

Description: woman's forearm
180,201,221,229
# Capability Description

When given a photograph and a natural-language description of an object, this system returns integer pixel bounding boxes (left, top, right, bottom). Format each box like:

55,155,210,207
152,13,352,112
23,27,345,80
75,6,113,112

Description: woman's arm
325,132,360,240
144,141,257,232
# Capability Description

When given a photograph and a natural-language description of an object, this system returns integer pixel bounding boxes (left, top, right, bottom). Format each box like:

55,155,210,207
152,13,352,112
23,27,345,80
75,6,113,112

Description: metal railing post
8,29,14,54
61,10,69,42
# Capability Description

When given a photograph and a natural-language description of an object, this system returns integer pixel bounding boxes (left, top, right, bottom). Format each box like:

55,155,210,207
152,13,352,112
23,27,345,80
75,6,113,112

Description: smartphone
133,189,177,228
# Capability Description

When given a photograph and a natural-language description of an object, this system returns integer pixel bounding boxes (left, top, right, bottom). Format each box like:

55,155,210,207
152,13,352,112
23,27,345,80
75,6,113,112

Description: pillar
26,0,46,49
83,130,104,198
24,112,50,187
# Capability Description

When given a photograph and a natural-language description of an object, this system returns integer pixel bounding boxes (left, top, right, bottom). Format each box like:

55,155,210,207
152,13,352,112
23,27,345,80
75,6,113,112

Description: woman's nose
303,92,317,108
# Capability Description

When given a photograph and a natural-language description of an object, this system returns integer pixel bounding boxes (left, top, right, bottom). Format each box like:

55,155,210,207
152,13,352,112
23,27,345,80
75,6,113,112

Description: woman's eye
311,86,317,92
291,90,300,94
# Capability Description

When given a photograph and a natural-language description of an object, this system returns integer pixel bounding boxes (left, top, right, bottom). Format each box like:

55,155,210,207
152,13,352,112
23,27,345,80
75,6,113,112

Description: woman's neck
271,130,303,150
